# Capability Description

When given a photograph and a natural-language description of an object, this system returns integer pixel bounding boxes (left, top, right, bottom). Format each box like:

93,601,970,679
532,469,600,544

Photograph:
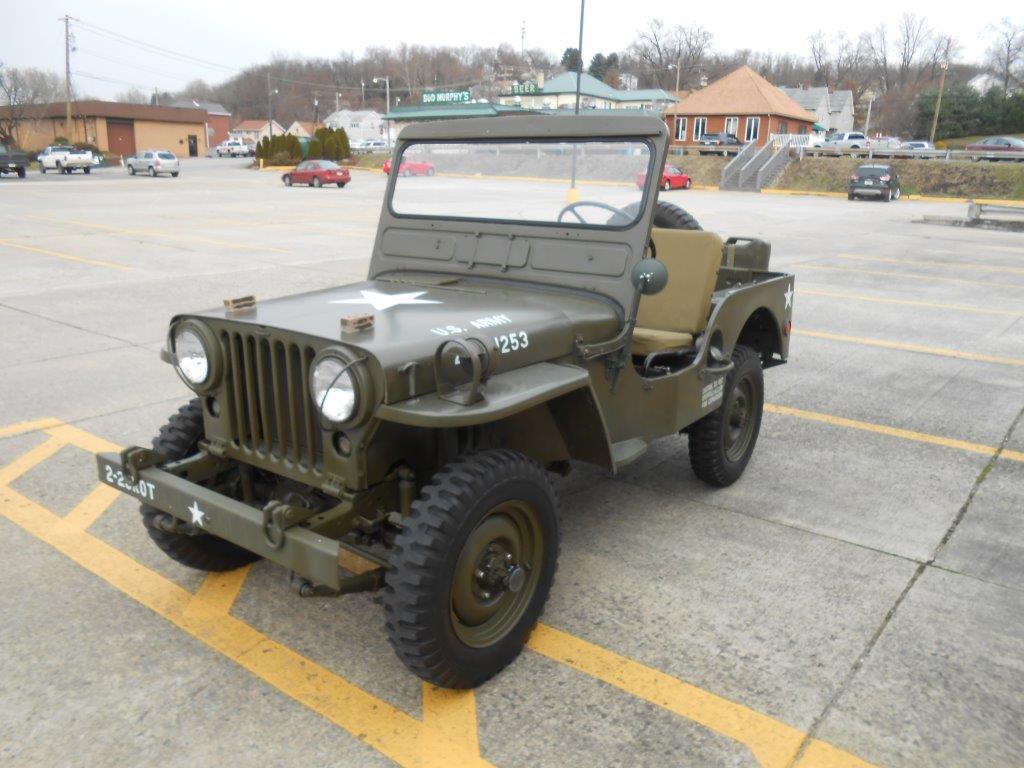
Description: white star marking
330,290,441,311
784,284,794,310
188,501,206,527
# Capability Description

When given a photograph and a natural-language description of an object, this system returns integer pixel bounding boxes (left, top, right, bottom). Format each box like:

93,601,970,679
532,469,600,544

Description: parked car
382,158,435,176
363,139,388,152
848,163,900,201
699,133,742,146
964,136,1024,161
638,165,693,191
823,132,871,152
126,150,180,177
216,139,254,158
0,142,29,179
38,145,94,174
282,159,351,187
902,140,934,151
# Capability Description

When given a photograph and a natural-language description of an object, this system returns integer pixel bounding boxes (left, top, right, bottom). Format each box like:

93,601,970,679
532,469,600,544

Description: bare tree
808,32,831,84
896,13,932,86
627,20,713,89
0,65,64,144
986,18,1024,93
115,88,149,104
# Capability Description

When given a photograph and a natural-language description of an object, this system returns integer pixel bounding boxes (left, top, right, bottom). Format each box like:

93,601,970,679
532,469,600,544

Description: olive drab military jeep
97,115,794,688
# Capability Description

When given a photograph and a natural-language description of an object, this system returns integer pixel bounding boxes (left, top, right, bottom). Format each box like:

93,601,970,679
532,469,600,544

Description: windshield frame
386,136,658,233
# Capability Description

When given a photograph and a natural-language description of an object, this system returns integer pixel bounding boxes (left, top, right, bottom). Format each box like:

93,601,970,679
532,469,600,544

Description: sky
4,0,1016,100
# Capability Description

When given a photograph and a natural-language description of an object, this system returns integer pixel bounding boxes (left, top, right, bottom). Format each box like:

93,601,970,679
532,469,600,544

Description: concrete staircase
719,140,793,192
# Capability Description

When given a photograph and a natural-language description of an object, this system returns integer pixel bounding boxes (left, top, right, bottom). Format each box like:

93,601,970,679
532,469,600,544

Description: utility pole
62,15,72,133
313,92,319,126
373,76,390,150
267,73,274,137
929,38,951,144
573,0,585,114
674,55,681,93
521,21,525,58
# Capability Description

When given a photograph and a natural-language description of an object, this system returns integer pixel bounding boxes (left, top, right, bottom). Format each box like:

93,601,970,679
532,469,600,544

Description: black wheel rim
724,375,756,462
450,500,543,648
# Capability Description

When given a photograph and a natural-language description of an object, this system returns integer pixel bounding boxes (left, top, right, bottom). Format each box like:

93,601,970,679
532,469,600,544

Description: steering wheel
557,200,629,225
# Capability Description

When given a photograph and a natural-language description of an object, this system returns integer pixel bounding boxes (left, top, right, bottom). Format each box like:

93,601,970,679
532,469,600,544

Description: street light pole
62,15,72,133
573,0,585,114
267,73,274,138
675,55,681,93
374,76,391,150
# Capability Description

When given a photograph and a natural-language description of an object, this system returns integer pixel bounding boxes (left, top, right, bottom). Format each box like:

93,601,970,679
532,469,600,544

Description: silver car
127,150,180,177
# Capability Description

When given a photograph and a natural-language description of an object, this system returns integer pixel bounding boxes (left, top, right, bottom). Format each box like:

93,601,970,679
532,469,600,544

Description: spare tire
651,201,701,230
614,200,702,230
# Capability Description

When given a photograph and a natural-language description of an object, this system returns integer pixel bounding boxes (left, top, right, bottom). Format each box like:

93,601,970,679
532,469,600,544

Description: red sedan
382,158,436,176
282,160,351,188
637,165,693,191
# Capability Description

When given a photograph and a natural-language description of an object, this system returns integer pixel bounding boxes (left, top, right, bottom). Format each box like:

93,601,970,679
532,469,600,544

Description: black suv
848,164,901,202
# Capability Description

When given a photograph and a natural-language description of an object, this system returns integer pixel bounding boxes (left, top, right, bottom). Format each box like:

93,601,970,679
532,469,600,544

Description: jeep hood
184,275,620,401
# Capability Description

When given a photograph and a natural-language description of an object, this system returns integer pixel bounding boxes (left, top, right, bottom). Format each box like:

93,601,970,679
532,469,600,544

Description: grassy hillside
772,157,1024,199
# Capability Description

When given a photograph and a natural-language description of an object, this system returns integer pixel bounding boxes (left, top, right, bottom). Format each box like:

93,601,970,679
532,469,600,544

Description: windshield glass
390,139,653,228
157,152,175,160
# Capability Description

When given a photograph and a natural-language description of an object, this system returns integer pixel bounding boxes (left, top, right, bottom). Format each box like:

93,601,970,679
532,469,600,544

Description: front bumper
96,451,345,588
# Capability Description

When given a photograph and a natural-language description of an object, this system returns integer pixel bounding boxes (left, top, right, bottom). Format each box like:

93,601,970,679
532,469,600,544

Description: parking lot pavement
1,158,1022,767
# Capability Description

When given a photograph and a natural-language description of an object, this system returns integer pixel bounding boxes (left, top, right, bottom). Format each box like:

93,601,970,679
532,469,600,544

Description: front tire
148,166,156,177
140,400,261,572
16,167,25,178
84,167,91,174
688,345,764,487
312,176,322,188
283,174,292,186
128,165,136,175
663,179,672,191
384,449,560,688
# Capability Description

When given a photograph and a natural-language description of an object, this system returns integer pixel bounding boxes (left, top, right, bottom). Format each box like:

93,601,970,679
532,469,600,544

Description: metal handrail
720,142,757,188
757,140,792,188
737,142,776,188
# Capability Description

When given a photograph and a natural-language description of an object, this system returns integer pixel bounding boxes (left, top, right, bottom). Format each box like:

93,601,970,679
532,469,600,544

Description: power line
76,48,203,83
73,19,238,74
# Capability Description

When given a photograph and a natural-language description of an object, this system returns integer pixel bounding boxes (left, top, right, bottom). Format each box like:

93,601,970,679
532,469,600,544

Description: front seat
631,228,723,356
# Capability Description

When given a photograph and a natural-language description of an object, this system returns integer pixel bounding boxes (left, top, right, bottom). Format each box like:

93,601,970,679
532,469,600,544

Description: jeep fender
376,361,614,470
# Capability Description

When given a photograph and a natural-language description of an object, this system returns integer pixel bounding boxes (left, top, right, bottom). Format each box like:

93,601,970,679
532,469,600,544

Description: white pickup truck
38,145,95,174
215,139,254,157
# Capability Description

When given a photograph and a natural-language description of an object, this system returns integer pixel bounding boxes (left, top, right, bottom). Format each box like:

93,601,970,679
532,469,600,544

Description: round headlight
173,327,209,385
310,357,356,423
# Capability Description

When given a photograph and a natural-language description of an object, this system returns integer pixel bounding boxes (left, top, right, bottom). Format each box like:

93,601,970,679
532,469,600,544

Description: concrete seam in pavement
785,402,1024,767
0,396,188,445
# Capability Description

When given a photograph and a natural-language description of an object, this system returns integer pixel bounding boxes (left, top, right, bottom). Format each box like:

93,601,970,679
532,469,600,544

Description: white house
229,119,286,144
777,86,854,132
323,110,384,143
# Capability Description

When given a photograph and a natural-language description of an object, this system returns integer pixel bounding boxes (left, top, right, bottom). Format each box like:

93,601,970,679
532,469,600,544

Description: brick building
664,66,815,148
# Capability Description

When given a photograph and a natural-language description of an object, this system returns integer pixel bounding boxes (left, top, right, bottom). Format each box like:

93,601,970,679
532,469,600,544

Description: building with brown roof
663,66,816,148
230,119,286,144
0,100,211,157
285,121,320,138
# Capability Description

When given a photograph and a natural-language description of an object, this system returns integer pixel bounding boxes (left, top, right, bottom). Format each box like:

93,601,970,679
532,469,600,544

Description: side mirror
630,259,668,296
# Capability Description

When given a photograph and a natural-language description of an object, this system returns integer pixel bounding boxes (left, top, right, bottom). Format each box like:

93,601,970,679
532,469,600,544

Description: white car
126,150,180,177
38,145,94,174
822,132,872,151
216,140,254,157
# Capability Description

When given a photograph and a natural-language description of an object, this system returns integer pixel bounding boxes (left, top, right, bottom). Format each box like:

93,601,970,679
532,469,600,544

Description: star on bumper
330,290,441,311
188,501,206,527
784,284,794,309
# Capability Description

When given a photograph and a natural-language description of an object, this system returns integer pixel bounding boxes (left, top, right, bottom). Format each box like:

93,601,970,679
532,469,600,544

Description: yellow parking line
794,329,1024,367
528,624,875,768
46,423,119,453
20,214,292,255
765,404,1024,463
0,238,134,272
797,263,1014,289
800,288,1023,318
190,566,252,615
422,685,485,768
0,417,63,439
0,483,434,768
0,437,66,486
794,739,879,768
838,252,1024,276
63,483,120,531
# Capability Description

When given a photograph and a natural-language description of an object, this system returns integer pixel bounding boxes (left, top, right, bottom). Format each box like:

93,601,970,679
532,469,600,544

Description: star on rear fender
330,290,441,311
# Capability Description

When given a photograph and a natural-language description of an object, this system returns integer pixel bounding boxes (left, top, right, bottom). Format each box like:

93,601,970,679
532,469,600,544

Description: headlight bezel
169,320,221,392
309,348,373,428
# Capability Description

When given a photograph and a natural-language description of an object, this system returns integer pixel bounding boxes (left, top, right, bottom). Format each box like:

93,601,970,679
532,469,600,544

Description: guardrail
968,200,1024,220
796,145,1024,162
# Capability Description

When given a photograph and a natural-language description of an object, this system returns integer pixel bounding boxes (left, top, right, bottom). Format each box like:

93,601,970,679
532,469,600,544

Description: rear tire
148,166,156,177
312,177,322,188
128,165,136,175
848,192,855,200
337,182,346,187
140,400,261,572
171,172,179,178
684,178,692,189
283,174,292,186
688,345,764,487
16,167,26,179
384,450,560,688
40,164,46,174
426,167,435,176
84,167,91,174
663,180,672,191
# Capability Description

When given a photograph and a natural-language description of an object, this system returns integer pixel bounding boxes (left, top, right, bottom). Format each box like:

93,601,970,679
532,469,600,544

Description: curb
762,188,1024,205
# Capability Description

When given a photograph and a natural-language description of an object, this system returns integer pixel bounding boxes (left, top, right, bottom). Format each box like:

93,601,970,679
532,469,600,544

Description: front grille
221,330,323,472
